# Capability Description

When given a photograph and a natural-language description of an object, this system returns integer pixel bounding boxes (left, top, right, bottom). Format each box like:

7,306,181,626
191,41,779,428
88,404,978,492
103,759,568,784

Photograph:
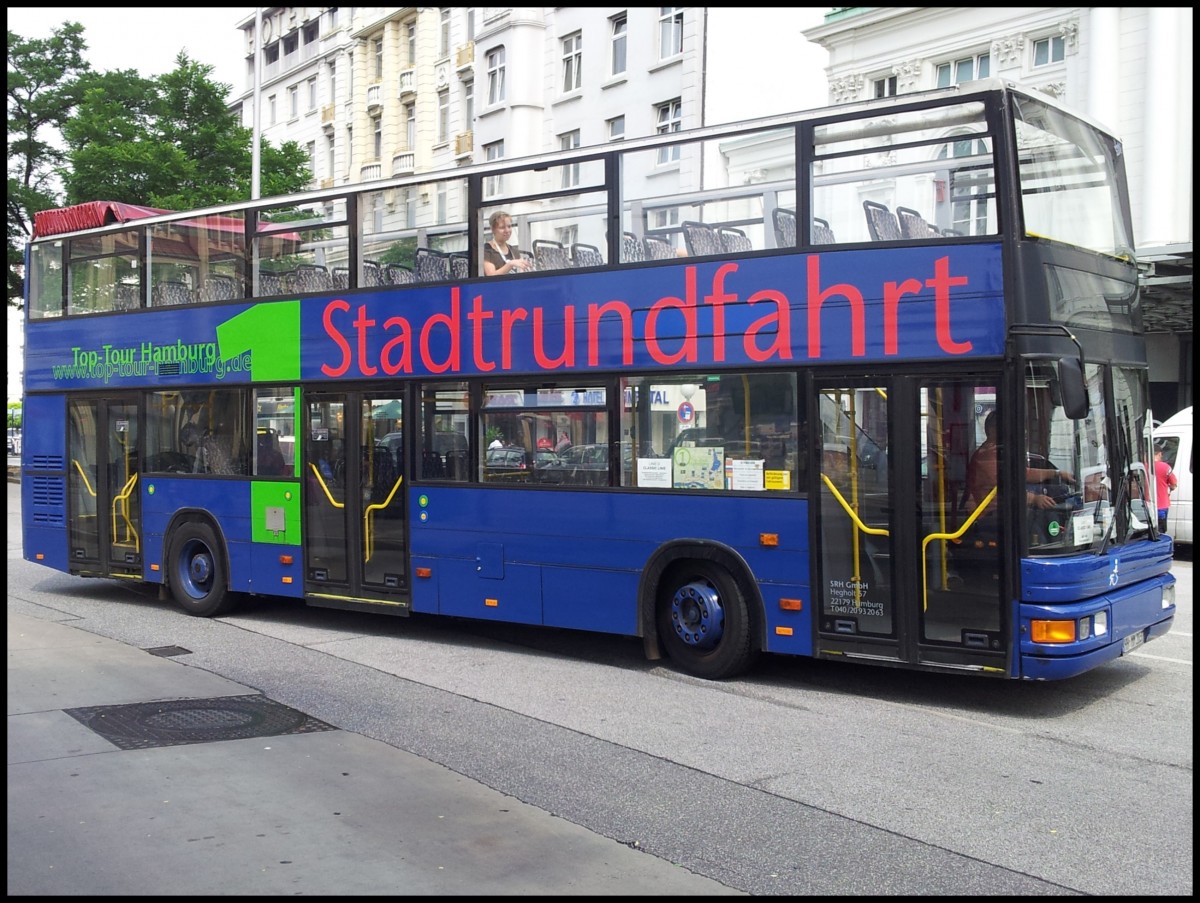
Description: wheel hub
186,548,213,587
670,581,724,649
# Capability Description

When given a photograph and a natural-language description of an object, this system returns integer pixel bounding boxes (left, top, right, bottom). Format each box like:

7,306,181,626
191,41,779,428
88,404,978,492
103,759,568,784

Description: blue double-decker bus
20,79,1174,680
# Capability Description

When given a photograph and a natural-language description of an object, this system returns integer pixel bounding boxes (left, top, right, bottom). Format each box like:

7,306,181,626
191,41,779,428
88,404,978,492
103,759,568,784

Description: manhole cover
64,695,336,750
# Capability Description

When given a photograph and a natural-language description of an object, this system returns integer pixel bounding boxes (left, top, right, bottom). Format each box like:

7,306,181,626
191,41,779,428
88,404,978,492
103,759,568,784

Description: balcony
366,83,382,112
361,162,382,182
399,68,415,97
455,42,475,74
454,132,473,158
392,151,415,177
321,104,336,132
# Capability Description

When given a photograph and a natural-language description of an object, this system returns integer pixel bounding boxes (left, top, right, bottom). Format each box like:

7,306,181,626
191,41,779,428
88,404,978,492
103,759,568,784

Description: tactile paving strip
64,695,337,750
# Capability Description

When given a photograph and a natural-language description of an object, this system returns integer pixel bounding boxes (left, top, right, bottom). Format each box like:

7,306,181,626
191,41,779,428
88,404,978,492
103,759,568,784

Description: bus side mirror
1057,356,1089,420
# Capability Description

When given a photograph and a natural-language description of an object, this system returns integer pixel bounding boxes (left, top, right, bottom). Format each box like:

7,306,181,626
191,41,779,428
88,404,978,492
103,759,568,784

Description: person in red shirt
1153,446,1178,532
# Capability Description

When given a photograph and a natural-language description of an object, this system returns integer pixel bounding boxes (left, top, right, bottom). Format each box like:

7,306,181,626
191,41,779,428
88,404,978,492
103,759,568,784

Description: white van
1155,406,1192,546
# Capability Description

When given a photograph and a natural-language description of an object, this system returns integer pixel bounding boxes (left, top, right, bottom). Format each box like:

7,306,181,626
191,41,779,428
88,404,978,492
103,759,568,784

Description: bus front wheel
657,561,754,680
167,521,235,617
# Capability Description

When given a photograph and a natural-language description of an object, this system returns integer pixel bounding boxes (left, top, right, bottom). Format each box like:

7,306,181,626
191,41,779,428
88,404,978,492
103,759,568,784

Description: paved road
7,478,1193,895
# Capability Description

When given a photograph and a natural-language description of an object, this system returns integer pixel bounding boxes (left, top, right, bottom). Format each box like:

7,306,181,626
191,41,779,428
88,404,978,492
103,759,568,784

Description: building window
655,98,682,164
306,141,317,179
659,7,684,60
372,116,382,160
307,76,317,110
1033,35,1065,67
487,47,506,105
463,80,474,126
268,94,277,125
874,75,897,98
608,115,625,141
402,187,416,228
327,7,338,30
936,53,990,87
439,8,451,58
559,130,580,188
405,102,416,150
289,85,299,118
484,140,504,197
328,63,336,105
610,14,627,76
437,89,450,144
561,32,582,93
373,37,384,81
326,134,335,179
406,22,416,66
437,182,448,222
466,8,475,41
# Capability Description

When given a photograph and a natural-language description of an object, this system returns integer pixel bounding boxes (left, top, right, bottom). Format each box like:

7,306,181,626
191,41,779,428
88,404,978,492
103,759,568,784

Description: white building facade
804,6,1192,415
226,7,1190,415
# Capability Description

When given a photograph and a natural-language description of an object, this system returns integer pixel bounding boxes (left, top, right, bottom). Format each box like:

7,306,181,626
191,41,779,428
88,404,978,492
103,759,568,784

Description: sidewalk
7,612,738,896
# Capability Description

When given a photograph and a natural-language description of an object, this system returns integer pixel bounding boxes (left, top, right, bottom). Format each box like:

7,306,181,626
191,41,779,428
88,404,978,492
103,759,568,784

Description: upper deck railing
27,79,1131,321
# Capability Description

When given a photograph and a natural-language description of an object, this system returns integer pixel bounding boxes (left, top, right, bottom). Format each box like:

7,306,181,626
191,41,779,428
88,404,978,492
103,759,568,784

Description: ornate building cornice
991,34,1025,66
830,72,865,104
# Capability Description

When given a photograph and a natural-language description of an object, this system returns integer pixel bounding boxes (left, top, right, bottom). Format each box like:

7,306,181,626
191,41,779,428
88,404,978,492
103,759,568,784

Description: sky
8,8,253,90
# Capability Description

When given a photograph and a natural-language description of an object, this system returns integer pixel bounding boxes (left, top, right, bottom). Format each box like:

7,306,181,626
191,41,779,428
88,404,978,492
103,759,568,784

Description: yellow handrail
308,462,345,509
820,473,890,537
111,472,140,552
821,472,889,608
363,476,403,563
72,459,97,498
920,487,997,611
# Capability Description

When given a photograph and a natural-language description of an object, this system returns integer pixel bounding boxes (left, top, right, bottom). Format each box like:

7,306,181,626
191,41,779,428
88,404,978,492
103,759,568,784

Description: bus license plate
1122,631,1146,654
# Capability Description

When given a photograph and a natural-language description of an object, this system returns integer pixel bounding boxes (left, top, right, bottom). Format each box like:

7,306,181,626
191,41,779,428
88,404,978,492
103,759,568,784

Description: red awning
32,201,170,239
33,201,298,245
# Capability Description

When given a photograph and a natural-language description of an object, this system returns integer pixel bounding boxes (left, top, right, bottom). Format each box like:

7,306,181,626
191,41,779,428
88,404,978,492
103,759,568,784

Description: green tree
7,23,91,308
8,28,313,309
63,52,311,209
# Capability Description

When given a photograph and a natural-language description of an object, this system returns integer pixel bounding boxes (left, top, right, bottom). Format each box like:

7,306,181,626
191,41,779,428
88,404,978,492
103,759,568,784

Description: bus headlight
1092,611,1107,636
1163,584,1175,610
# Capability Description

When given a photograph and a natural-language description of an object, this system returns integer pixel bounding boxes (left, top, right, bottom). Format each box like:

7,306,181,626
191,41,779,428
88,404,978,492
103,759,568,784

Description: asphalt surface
6,474,742,896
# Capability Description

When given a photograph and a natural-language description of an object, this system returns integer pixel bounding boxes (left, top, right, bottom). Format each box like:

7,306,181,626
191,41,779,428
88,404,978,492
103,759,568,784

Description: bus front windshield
1014,95,1134,260
1023,361,1154,556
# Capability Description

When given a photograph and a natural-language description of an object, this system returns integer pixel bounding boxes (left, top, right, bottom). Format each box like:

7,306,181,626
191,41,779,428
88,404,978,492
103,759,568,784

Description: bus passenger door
67,397,142,575
303,393,408,601
813,378,1007,672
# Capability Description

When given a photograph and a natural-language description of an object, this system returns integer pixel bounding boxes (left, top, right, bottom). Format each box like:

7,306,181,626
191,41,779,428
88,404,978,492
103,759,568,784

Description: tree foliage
62,52,311,209
7,23,90,306
8,28,314,308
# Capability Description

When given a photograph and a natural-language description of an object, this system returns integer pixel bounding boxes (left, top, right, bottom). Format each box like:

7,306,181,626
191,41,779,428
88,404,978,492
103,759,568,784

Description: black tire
657,560,755,680
167,521,236,617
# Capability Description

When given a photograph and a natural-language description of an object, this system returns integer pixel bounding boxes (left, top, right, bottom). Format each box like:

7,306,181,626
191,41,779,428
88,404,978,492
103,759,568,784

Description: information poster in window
730,458,765,491
638,458,672,488
673,446,724,489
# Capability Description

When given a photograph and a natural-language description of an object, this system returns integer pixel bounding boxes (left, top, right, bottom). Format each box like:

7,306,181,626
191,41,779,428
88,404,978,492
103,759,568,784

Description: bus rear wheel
167,521,235,617
657,561,754,680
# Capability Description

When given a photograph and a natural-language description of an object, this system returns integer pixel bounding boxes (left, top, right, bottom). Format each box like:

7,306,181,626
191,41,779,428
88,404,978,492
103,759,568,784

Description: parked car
538,443,613,486
7,429,20,456
1155,406,1192,546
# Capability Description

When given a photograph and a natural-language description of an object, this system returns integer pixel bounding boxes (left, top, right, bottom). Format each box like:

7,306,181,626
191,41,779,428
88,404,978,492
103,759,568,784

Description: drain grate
64,695,337,750
144,645,192,658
